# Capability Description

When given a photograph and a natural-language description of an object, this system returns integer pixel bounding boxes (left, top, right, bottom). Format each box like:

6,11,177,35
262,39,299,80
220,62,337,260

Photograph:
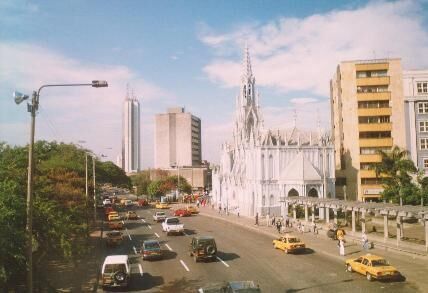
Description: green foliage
375,146,425,205
130,170,151,195
147,180,164,199
0,140,130,288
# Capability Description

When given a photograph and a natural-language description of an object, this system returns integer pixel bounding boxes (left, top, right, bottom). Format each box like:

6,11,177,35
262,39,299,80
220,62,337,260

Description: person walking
255,212,259,226
237,206,240,217
362,232,369,251
276,219,282,233
339,239,345,256
285,217,289,228
271,215,276,226
218,204,222,215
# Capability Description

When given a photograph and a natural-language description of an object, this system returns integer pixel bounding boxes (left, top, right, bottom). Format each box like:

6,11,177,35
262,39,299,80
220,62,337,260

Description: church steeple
242,44,253,79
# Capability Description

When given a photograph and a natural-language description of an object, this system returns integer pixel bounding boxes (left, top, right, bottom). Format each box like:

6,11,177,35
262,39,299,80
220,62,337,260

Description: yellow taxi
108,211,120,221
155,202,170,209
186,205,199,214
272,235,306,254
345,254,403,281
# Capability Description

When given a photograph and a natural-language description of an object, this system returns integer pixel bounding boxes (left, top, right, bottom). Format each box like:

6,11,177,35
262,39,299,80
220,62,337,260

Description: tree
130,171,151,196
374,146,418,205
147,180,164,199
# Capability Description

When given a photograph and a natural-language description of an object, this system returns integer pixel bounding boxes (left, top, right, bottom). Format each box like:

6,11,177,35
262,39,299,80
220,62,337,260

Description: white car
103,198,112,205
153,212,167,222
101,255,130,289
162,217,184,235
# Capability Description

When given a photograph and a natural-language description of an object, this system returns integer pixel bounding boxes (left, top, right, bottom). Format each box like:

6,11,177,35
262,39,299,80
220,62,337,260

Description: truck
161,217,184,235
153,211,167,222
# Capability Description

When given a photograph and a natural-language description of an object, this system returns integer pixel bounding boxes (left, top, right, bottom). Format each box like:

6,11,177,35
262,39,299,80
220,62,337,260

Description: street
97,204,420,292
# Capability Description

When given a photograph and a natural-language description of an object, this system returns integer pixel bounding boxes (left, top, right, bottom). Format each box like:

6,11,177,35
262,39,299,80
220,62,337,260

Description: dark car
189,236,217,262
141,240,162,260
199,281,261,293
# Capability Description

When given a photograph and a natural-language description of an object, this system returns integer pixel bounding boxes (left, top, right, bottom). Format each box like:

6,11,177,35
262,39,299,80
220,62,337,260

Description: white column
352,210,356,234
384,214,389,242
333,209,338,225
311,206,315,223
409,101,418,164
304,204,309,222
361,210,366,234
326,207,330,224
293,205,297,220
396,215,401,246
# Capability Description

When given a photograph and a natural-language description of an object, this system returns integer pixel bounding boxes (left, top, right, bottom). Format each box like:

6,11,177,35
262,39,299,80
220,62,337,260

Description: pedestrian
285,217,289,228
301,222,305,233
297,220,301,233
218,204,222,214
224,206,227,215
271,215,276,226
255,212,259,226
339,239,345,256
276,219,282,233
266,214,270,227
313,223,318,234
362,232,369,251
237,206,240,217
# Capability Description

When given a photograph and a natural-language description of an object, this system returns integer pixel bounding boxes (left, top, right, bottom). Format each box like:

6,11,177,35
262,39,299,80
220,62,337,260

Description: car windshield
371,259,389,266
168,218,180,224
108,231,121,237
288,238,300,243
157,212,165,216
104,263,126,274
144,242,160,250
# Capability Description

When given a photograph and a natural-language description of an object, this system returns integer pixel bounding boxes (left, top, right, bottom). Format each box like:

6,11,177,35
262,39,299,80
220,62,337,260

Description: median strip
180,260,190,272
133,246,138,255
141,219,146,223
216,256,230,268
165,244,173,251
122,220,125,225
138,264,144,276
125,228,132,240
148,225,152,230
155,232,160,238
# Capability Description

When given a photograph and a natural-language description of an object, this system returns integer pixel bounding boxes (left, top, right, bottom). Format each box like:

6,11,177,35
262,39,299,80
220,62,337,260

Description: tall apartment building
122,92,141,173
404,70,428,173
154,107,202,168
330,59,406,201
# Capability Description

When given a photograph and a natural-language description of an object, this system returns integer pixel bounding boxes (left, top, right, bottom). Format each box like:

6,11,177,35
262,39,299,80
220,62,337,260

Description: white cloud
290,97,318,105
200,0,428,96
0,41,176,168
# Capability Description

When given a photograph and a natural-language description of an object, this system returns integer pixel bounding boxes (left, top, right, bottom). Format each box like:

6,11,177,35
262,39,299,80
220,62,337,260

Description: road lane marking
122,220,125,225
138,264,144,276
141,219,146,223
133,246,138,255
165,244,173,251
180,260,190,272
125,228,132,240
216,256,230,268
148,225,152,229
155,232,160,238
198,289,203,293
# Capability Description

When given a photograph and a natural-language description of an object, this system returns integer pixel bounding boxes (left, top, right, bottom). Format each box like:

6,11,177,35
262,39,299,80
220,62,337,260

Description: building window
424,158,428,168
261,155,265,180
358,116,390,124
359,131,391,139
268,155,273,179
358,101,389,109
417,82,428,94
361,178,382,185
357,85,388,93
420,138,428,150
418,102,428,113
360,147,390,154
360,163,374,170
420,121,428,132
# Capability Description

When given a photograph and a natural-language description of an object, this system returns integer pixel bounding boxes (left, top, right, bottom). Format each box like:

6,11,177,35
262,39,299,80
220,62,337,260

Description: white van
101,255,130,289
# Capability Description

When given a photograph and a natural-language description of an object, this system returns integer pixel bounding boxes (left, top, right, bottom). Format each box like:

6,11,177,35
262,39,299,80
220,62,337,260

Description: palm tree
374,146,417,205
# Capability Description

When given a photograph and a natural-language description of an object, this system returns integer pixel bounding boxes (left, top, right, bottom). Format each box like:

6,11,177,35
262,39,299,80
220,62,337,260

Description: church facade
212,47,336,218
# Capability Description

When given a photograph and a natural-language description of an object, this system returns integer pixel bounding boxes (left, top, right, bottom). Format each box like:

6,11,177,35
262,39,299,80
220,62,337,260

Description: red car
174,208,192,217
138,199,148,207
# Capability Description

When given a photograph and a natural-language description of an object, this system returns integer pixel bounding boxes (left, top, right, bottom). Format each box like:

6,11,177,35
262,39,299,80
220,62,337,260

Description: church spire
242,43,253,78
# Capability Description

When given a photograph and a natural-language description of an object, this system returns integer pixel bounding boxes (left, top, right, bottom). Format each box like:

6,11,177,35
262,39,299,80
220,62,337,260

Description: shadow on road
130,272,164,291
285,278,354,292
217,251,240,261
123,222,145,230
184,228,197,235
157,277,202,293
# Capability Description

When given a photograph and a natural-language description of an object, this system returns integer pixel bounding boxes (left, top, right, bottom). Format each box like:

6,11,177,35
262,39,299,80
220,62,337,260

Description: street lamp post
14,80,108,293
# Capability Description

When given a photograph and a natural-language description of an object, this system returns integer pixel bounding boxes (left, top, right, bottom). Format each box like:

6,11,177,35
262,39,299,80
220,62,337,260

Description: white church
212,47,336,218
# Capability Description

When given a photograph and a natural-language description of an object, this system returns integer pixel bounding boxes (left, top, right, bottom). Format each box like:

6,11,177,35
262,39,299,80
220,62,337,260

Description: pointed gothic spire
242,43,253,78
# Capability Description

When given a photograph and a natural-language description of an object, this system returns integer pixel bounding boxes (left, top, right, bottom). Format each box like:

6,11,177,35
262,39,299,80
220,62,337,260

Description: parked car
273,235,306,254
186,205,199,214
156,202,170,209
162,217,184,235
101,255,131,289
153,211,167,222
106,231,123,247
103,198,112,206
126,211,138,220
346,254,404,281
138,199,148,207
174,208,192,217
189,236,217,262
141,240,162,260
199,281,261,293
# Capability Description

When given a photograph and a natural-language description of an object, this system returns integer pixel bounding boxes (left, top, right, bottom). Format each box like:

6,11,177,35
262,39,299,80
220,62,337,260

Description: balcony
356,63,389,71
359,154,382,163
359,138,393,147
359,169,377,178
357,107,392,116
358,123,392,132
356,76,390,86
357,91,390,101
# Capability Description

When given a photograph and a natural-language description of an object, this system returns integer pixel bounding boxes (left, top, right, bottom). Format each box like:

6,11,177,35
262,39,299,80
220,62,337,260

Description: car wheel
347,265,353,272
366,273,373,281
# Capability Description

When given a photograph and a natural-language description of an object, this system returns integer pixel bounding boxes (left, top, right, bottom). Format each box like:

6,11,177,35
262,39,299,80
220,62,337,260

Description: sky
1,0,428,168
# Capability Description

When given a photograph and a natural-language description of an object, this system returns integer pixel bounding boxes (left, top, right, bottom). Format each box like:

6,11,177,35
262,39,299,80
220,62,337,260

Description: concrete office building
331,59,406,201
122,91,141,173
154,107,202,168
404,70,428,174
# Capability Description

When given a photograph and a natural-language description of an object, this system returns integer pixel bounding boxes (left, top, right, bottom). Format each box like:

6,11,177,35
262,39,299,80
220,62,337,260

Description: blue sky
1,0,428,167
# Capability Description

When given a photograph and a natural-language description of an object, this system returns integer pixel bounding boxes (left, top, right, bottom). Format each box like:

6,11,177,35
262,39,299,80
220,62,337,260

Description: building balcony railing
360,170,377,178
357,91,391,101
357,107,392,116
359,138,393,147
358,123,392,132
359,154,382,163
355,62,389,71
356,76,390,86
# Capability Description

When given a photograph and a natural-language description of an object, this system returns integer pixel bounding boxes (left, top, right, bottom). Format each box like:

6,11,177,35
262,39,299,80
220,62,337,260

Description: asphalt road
98,205,419,293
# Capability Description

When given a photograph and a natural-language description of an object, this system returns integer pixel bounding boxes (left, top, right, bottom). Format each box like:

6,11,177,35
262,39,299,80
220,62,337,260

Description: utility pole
93,156,97,222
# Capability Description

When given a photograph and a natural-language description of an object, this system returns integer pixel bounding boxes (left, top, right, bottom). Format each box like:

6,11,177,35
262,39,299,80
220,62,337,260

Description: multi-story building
331,59,406,201
154,107,202,168
122,91,141,173
404,70,428,173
